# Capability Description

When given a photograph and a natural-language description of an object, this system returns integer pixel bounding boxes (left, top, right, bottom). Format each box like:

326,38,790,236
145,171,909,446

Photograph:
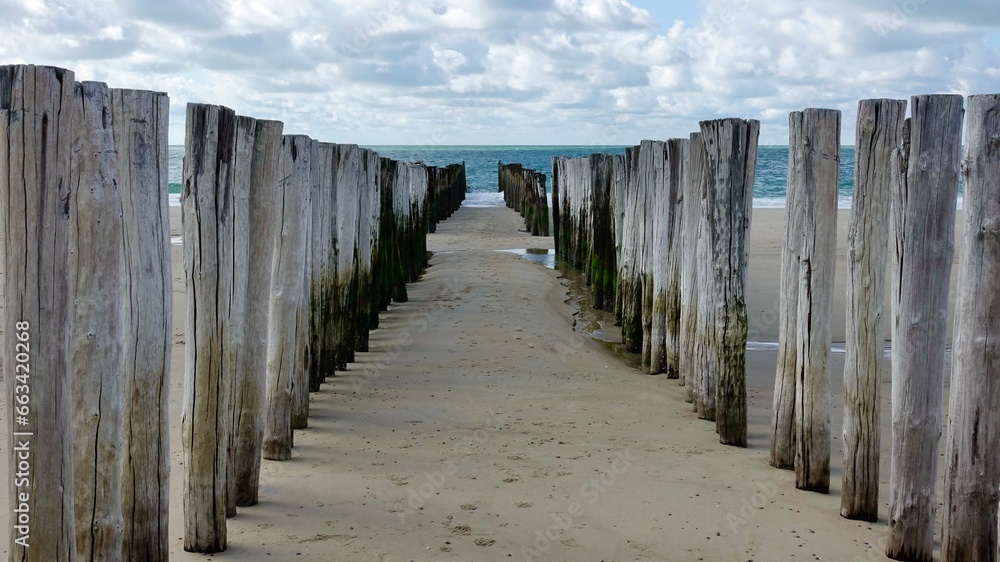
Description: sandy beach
4,204,962,560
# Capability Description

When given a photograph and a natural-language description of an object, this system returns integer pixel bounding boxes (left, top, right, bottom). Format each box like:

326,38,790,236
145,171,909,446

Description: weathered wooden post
263,134,313,460
701,117,758,447
112,87,172,561
224,115,254,518
618,143,652,354
791,108,841,492
770,116,806,469
662,139,686,378
181,102,237,553
334,145,362,369
942,93,1000,560
311,142,337,387
291,139,315,429
680,132,704,402
70,80,126,562
649,141,672,374
841,99,906,520
886,94,964,561
589,154,616,312
552,156,561,252
2,63,77,562
231,119,282,506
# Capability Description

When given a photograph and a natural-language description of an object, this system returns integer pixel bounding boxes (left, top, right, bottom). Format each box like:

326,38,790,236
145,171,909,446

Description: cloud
0,0,996,145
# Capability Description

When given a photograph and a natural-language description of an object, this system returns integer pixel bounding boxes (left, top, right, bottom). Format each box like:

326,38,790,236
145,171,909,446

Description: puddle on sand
496,248,556,269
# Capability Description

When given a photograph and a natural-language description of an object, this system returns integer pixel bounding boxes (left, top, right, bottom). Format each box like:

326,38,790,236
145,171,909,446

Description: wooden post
640,143,661,367
791,108,841,492
770,116,806,469
618,143,650,354
181,102,237,553
662,138,686,378
313,143,337,385
231,119,282,506
551,156,561,252
334,144,362,369
224,115,254,518
841,99,905,520
886,94,964,562
680,132,704,402
700,118,758,447
70,80,126,562
291,139,315,429
942,93,1000,560
112,87,172,561
693,137,717,421
589,154,616,312
649,141,672,374
263,134,312,460
1,63,77,562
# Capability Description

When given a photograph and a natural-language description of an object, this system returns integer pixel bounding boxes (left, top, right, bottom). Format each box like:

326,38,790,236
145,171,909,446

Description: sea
168,145,883,209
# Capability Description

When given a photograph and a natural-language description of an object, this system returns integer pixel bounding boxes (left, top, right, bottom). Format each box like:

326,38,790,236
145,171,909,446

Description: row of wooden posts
545,94,1000,562
552,121,757,448
498,161,550,235
0,64,466,560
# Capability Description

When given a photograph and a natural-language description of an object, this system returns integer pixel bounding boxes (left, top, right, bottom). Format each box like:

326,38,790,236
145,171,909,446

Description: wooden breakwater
0,63,465,559
498,161,549,235
551,96,1000,562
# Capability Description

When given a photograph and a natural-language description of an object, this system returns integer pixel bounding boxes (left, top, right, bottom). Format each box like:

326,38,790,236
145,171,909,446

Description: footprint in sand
502,477,518,483
515,501,533,508
474,538,496,547
460,504,477,511
452,525,472,535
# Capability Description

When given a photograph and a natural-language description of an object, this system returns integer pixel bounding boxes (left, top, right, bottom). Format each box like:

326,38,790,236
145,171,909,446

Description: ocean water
167,145,861,208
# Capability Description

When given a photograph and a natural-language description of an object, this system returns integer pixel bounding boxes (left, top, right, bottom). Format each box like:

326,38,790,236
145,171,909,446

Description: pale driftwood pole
841,99,905,520
701,117,758,447
232,119,282,506
680,132,704,402
693,134,717,419
223,115,255,519
942,93,1000,560
334,144,361,369
649,142,671,374
112,87,172,561
263,134,312,460
887,94,964,562
663,138,686,379
291,138,315,429
791,108,841,493
769,115,805,469
1,64,77,562
181,103,237,553
69,80,126,562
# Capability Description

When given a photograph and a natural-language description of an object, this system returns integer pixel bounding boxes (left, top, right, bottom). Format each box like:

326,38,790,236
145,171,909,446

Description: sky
1,0,998,146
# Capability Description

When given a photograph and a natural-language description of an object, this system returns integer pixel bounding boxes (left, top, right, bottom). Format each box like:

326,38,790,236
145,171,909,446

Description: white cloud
1,0,997,145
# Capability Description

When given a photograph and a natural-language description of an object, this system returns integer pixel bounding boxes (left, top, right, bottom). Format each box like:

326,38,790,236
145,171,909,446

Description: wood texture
662,138,686,379
224,115,254,518
263,134,312,460
113,87,172,561
181,102,237,553
886,94,964,562
1,63,77,562
942,93,1000,561
291,138,315,429
232,119,282,505
791,108,841,493
841,99,905,520
69,80,126,562
680,133,704,402
770,115,806,469
700,118,758,447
